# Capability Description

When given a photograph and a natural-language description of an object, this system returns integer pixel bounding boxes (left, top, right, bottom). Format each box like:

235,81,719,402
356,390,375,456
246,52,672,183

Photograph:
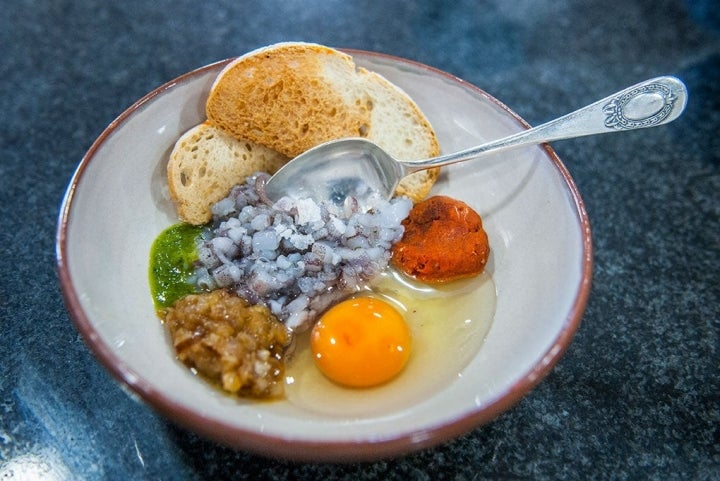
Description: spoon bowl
264,76,687,209
264,137,403,206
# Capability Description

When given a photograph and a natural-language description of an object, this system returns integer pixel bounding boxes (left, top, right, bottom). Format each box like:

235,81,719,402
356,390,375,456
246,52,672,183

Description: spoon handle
402,76,688,172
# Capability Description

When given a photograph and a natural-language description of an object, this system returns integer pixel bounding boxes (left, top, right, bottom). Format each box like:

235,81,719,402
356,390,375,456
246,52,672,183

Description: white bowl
56,50,592,461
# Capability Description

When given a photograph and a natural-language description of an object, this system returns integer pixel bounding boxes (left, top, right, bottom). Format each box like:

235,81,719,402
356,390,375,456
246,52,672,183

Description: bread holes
294,88,303,102
180,172,189,187
358,123,369,137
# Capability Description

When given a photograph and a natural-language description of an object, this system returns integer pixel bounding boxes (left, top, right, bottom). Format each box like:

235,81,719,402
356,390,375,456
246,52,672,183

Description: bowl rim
55,48,593,462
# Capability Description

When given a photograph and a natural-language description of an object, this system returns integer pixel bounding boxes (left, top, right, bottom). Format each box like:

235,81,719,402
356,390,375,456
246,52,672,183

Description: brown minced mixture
164,289,290,399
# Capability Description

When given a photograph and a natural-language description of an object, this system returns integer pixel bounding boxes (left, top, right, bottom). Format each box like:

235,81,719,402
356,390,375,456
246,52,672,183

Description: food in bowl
57,47,591,460
189,173,413,331
150,42,495,400
168,42,440,227
165,289,289,398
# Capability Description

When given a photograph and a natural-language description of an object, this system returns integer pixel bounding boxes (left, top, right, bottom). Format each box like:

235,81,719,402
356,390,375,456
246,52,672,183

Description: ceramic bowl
56,49,592,461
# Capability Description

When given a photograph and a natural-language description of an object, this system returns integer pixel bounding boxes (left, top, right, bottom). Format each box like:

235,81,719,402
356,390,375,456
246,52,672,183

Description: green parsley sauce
149,223,205,311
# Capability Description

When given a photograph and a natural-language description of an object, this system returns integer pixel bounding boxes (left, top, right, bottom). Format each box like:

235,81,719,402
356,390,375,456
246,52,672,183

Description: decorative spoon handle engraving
603,81,681,129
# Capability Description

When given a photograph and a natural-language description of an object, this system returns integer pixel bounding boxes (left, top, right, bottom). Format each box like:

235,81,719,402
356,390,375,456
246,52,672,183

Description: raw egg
310,296,411,388
284,269,496,418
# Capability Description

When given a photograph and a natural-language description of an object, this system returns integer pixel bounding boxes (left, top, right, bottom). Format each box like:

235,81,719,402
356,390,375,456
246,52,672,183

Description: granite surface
1,0,719,479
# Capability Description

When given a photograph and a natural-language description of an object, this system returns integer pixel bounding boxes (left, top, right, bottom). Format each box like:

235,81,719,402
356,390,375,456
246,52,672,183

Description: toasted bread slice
206,43,371,159
167,122,288,225
206,42,440,202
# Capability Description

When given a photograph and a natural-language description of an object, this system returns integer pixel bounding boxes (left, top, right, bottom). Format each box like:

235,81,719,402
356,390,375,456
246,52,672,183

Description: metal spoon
264,76,687,209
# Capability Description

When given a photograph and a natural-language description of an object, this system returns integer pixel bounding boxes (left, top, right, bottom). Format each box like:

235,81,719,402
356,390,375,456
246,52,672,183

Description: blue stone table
1,1,718,479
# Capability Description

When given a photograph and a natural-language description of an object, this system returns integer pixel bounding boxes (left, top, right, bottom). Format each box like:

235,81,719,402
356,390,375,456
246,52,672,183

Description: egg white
283,268,496,418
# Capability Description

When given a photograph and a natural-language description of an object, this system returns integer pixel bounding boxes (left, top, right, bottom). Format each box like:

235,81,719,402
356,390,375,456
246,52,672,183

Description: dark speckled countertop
1,0,718,479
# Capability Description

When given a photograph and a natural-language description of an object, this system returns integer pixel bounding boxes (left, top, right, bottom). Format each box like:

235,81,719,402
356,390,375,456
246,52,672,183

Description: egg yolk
310,297,411,388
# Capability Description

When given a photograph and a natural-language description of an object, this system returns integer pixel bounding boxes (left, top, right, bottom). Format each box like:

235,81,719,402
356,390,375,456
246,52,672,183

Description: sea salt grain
195,172,412,331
